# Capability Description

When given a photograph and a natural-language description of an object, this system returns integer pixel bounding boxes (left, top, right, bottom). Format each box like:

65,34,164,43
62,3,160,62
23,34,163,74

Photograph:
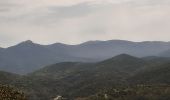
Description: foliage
85,85,170,100
0,84,27,100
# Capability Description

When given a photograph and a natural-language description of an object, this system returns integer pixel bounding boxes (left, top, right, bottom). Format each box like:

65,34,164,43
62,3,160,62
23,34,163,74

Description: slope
129,63,170,84
0,40,86,74
28,54,147,99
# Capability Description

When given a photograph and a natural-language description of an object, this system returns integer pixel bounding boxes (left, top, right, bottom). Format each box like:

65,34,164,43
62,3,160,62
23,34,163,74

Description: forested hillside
1,54,170,100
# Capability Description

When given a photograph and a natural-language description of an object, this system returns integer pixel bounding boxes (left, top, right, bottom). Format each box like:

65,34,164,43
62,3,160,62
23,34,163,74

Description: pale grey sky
0,0,170,47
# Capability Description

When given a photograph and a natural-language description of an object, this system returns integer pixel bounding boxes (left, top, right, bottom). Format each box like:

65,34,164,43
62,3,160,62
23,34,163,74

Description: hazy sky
0,0,170,47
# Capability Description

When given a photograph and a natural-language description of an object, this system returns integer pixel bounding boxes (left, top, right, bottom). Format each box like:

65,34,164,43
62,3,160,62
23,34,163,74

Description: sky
0,0,170,47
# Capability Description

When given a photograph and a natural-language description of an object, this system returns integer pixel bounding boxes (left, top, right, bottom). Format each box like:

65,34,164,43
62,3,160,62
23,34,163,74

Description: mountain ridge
1,40,170,74
2,39,170,48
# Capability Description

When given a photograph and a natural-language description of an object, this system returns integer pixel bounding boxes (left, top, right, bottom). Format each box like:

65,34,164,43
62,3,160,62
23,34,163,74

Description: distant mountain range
1,54,170,100
159,49,170,57
1,40,170,74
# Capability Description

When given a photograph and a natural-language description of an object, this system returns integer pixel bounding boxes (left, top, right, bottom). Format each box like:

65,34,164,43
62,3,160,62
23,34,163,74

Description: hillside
0,71,21,85
0,54,170,99
129,63,170,84
26,54,148,99
24,55,170,99
85,85,170,100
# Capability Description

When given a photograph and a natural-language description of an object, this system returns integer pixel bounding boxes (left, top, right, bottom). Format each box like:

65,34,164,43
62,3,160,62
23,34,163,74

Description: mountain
0,47,4,53
24,54,170,99
159,49,170,57
1,40,170,74
26,54,170,99
69,40,170,59
97,54,146,72
31,54,147,80
26,54,148,99
0,40,90,74
0,47,3,50
1,54,170,99
0,40,62,74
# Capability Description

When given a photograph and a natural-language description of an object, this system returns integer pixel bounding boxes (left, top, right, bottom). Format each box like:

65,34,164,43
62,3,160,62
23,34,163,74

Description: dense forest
1,54,170,100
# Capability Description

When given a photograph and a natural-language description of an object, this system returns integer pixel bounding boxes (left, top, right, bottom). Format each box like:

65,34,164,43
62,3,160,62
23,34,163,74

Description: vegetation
129,63,170,84
84,85,170,100
1,54,170,99
0,84,26,100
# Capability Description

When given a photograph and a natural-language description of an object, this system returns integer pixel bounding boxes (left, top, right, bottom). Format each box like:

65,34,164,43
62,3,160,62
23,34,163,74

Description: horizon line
1,39,170,48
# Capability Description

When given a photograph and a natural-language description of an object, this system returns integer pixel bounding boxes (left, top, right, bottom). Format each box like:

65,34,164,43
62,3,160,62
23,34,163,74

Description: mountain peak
22,40,34,44
100,54,142,64
114,54,136,58
110,54,142,61
7,40,38,50
17,40,37,46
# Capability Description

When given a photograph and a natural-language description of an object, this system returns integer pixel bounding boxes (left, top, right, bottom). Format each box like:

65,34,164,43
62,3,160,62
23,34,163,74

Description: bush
0,84,27,100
